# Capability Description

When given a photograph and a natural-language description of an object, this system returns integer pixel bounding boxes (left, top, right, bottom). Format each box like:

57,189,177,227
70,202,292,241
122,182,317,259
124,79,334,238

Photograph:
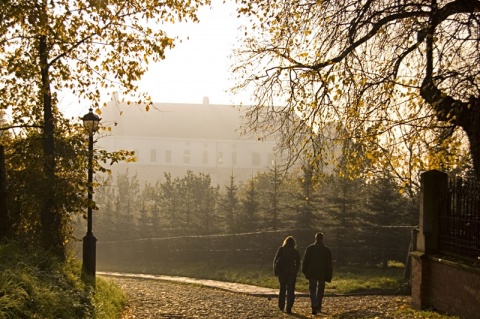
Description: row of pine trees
88,165,418,242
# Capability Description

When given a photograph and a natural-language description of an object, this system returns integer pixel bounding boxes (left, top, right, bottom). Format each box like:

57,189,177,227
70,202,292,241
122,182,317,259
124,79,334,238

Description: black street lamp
82,108,101,278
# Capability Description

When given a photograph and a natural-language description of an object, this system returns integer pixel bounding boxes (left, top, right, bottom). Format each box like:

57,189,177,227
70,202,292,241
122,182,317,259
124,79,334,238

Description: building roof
100,99,255,141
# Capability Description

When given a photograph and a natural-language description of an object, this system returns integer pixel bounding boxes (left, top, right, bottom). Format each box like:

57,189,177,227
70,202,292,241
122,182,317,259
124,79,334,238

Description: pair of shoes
312,306,317,315
279,307,284,311
286,309,292,314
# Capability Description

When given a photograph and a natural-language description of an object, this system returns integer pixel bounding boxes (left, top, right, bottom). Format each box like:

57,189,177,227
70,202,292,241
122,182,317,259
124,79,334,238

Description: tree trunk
39,31,64,259
420,6,480,179
421,80,480,179
457,94,480,179
0,145,8,240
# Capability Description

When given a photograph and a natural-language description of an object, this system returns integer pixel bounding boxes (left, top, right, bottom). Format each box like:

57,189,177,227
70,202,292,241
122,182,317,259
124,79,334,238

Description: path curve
100,272,418,319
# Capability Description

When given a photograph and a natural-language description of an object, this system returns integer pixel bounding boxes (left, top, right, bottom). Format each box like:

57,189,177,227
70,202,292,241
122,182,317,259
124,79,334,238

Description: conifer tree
238,176,260,232
220,174,240,233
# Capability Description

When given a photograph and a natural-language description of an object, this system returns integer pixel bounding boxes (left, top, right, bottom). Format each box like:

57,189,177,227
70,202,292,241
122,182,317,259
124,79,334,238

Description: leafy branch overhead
1,0,209,110
232,0,479,185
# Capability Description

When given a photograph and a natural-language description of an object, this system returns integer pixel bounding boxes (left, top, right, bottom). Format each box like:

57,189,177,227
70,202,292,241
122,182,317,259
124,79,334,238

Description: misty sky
138,0,242,106
60,0,244,119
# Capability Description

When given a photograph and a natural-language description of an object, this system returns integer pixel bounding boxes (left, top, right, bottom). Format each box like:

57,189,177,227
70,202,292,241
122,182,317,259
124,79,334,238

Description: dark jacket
273,246,301,276
301,242,333,282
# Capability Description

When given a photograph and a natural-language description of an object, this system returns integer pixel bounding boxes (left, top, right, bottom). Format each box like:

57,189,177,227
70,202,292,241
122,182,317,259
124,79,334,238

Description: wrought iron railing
438,176,480,263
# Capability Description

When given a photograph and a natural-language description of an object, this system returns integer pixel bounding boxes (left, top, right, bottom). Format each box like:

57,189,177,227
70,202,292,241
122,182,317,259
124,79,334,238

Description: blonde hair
282,236,296,248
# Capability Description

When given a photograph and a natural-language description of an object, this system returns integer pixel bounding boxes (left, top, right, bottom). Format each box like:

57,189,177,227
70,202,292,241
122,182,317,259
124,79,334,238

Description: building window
252,152,261,166
150,149,157,163
217,151,223,164
165,150,171,163
267,153,274,167
203,150,208,164
184,150,190,164
232,152,237,165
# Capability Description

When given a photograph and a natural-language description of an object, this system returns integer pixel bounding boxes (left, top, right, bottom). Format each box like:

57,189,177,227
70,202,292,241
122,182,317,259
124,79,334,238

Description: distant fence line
438,176,480,262
94,227,414,268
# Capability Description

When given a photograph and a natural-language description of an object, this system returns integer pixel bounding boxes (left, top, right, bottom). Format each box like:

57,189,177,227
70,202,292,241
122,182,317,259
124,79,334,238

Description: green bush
0,240,125,319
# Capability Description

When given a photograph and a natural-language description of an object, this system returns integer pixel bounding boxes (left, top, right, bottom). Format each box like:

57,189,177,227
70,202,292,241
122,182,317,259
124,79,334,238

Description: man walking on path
302,232,333,315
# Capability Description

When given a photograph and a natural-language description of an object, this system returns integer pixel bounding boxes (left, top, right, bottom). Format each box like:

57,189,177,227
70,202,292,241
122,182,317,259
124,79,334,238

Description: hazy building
98,97,278,186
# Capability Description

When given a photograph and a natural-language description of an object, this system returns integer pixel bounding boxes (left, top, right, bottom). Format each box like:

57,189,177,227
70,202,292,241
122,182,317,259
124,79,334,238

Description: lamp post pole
82,108,100,278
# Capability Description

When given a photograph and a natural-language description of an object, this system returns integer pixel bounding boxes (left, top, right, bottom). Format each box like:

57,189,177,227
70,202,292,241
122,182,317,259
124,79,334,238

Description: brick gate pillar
410,170,448,310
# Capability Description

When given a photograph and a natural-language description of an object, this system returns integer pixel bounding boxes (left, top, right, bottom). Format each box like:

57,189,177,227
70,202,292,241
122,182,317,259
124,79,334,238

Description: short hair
315,232,324,242
283,236,296,248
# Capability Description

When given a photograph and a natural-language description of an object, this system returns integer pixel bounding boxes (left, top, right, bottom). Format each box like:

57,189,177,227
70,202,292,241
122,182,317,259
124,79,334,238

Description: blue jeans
278,272,297,311
308,278,326,309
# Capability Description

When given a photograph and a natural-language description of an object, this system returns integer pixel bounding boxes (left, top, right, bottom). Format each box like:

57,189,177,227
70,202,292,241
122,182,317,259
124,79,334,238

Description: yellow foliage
0,0,209,114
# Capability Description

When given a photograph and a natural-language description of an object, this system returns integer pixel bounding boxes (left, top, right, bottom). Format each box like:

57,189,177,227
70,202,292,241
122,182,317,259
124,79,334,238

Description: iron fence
438,176,480,263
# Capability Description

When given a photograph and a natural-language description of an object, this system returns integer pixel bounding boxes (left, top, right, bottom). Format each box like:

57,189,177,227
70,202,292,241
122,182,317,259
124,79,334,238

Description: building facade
98,97,278,186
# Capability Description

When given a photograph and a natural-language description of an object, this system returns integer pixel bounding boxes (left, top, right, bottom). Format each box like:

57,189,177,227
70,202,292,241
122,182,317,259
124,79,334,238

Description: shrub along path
101,272,442,319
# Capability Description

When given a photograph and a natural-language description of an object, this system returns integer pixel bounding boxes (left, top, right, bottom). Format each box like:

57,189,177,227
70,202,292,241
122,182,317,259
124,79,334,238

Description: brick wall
411,254,480,319
428,259,480,318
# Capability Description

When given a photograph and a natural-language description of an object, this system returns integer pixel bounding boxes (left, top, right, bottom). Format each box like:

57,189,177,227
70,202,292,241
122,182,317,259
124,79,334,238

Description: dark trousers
278,272,297,311
308,278,326,310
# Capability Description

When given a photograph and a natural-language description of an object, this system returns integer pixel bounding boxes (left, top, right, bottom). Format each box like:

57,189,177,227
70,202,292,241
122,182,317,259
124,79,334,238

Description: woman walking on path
273,236,301,314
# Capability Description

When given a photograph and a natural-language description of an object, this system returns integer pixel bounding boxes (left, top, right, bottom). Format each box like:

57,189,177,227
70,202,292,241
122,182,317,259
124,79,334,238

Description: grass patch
329,265,407,294
396,306,461,319
94,277,127,319
0,240,126,319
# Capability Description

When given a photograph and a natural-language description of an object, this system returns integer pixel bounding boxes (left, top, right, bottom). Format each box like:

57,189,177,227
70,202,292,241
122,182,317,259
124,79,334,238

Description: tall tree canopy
0,0,208,256
233,0,479,185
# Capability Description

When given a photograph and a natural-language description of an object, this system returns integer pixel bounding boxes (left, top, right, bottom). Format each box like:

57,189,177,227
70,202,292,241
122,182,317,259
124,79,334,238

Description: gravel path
105,275,423,319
